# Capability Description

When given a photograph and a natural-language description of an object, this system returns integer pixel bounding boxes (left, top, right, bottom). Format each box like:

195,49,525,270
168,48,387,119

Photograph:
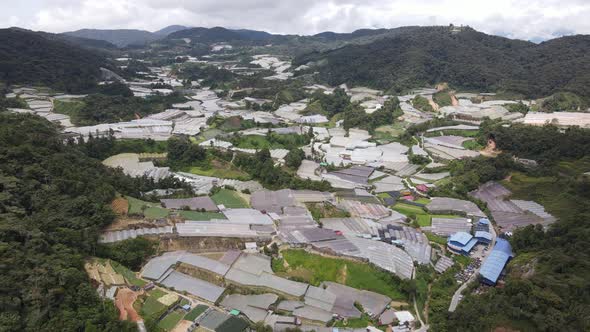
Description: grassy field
140,295,168,321
414,197,431,205
211,189,249,208
184,305,209,321
306,203,350,221
110,261,146,287
179,210,226,220
158,310,185,331
333,314,374,328
126,196,169,219
501,172,577,220
53,100,85,125
392,202,426,216
187,158,251,180
278,249,406,300
425,232,448,245
462,139,484,150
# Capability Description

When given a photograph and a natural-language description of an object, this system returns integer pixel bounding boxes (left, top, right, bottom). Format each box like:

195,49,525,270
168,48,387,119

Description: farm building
176,220,273,238
434,256,454,273
224,254,309,298
160,271,226,303
479,238,514,285
520,111,590,128
220,294,278,323
426,197,486,219
447,232,478,255
423,217,472,236
160,197,218,211
474,231,493,244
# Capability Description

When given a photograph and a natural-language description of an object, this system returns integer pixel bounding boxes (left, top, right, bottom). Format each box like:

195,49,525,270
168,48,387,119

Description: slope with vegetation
0,113,139,331
294,26,590,100
0,28,113,92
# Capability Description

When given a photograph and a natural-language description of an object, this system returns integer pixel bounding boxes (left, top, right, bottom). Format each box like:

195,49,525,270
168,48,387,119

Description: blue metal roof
474,231,492,241
480,238,513,284
448,232,473,246
478,218,490,225
463,238,479,253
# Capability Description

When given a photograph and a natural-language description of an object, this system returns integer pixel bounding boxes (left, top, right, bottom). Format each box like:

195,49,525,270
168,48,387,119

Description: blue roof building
475,218,490,232
480,238,514,285
447,232,478,255
474,231,493,244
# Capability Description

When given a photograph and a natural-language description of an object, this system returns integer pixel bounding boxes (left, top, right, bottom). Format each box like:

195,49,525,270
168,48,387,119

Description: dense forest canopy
294,26,590,100
0,29,113,92
0,113,189,331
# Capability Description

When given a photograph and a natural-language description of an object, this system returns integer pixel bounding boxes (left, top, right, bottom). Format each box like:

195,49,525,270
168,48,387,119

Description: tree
285,148,305,169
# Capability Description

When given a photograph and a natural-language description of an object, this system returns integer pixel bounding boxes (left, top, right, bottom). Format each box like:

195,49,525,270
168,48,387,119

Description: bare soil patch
116,288,142,322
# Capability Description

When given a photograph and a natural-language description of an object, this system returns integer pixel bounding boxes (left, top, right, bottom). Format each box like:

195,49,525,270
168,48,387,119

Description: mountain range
3,25,590,100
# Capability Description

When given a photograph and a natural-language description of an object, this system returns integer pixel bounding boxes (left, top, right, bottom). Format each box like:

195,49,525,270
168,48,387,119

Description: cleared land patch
211,189,249,208
276,249,406,300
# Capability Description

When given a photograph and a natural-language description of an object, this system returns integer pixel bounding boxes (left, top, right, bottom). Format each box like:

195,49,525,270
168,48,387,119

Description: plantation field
179,210,226,220
158,310,184,331
187,158,251,180
126,196,169,219
211,189,249,208
111,261,146,287
140,295,168,321
184,305,209,321
276,249,405,300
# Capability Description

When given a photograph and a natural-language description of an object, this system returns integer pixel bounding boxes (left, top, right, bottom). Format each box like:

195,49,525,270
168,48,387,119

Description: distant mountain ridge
154,25,190,36
63,28,159,47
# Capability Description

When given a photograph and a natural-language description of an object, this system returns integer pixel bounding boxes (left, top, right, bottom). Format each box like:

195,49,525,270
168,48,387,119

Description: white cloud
0,0,589,40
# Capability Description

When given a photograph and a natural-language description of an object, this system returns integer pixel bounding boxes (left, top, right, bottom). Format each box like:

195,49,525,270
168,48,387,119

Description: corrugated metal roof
480,238,513,284
448,232,473,246
160,271,225,303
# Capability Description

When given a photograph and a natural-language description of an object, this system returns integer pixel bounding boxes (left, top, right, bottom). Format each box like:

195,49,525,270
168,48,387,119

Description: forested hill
0,28,111,92
293,26,590,99
63,28,159,47
0,113,139,331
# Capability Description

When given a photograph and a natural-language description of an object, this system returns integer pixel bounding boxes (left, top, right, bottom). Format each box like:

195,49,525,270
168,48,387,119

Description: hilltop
0,28,113,92
63,28,160,47
293,26,590,99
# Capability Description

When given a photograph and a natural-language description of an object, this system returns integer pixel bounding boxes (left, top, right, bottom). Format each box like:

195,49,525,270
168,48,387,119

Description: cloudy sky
1,0,589,41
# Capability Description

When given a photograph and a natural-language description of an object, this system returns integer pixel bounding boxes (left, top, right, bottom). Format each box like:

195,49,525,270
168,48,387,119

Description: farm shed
424,217,472,236
160,197,218,211
160,271,225,303
480,238,514,285
426,197,486,218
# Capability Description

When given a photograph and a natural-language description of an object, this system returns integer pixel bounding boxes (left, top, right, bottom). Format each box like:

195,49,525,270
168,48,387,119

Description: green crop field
211,189,249,208
110,261,146,287
188,165,250,180
126,196,169,219
278,249,406,300
392,202,426,216
140,295,168,320
184,305,209,321
157,310,185,331
425,232,448,245
179,210,226,220
148,289,167,299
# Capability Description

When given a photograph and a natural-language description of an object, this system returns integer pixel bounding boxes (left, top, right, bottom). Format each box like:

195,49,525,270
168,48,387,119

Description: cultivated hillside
294,26,590,99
